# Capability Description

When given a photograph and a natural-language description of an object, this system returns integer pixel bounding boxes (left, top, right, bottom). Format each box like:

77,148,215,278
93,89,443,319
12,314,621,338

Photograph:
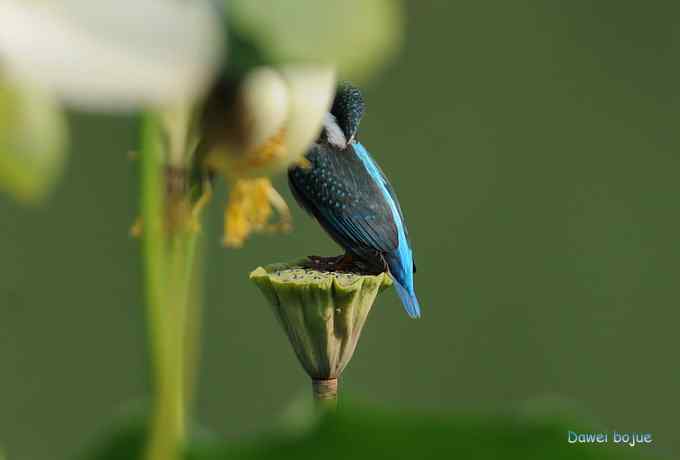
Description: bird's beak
348,134,356,144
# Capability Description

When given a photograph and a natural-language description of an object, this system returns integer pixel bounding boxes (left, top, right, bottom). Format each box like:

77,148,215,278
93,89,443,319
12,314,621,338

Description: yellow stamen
295,157,312,170
189,181,213,233
264,183,292,233
129,180,213,237
222,178,292,247
129,216,144,238
227,128,288,178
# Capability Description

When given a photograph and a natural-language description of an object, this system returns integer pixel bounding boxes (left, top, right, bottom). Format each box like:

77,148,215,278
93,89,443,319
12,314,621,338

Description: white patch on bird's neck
323,113,347,148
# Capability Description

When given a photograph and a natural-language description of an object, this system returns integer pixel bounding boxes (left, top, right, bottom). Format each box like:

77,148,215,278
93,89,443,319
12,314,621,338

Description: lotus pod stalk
250,260,393,410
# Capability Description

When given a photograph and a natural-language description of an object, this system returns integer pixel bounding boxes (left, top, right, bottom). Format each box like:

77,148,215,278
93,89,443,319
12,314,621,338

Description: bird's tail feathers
394,281,421,319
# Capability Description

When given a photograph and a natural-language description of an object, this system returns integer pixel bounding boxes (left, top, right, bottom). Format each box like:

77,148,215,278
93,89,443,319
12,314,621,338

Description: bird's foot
305,254,361,273
335,253,355,271
305,255,343,271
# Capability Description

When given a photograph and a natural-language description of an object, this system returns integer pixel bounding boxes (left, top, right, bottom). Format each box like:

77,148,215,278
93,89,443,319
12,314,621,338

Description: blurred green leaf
73,410,148,460
72,405,215,460
71,403,665,460
0,79,67,202
226,0,403,81
187,404,662,460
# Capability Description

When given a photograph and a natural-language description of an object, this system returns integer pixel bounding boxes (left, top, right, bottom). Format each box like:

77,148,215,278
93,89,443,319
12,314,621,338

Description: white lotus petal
240,68,289,148
280,65,336,165
223,65,334,177
0,0,223,111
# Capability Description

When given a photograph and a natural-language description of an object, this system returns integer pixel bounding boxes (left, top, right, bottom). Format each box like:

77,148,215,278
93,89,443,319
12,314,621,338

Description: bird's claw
305,254,355,272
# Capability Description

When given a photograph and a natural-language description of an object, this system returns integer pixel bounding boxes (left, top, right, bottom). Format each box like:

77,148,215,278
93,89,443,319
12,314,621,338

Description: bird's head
325,82,365,147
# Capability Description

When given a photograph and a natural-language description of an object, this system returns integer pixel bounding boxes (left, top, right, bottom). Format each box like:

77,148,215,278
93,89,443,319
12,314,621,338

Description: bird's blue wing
288,143,399,258
365,152,416,273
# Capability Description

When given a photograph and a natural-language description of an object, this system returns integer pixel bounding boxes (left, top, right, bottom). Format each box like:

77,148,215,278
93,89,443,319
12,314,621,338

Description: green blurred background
1,2,678,459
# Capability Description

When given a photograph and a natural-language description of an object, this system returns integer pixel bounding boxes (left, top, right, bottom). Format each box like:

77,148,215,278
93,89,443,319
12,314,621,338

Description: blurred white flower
239,67,290,150
199,64,336,247
228,65,335,178
0,0,224,202
0,0,403,212
0,0,223,111
278,66,336,171
200,64,336,178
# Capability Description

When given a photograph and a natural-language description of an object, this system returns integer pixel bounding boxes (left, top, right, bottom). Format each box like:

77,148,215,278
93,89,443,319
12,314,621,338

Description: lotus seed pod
250,260,392,385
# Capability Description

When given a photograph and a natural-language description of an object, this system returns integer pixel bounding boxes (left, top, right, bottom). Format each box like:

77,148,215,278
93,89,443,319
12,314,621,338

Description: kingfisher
288,83,421,318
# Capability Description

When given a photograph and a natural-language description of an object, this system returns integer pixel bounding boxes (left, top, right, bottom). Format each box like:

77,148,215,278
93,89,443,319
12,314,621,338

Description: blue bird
288,83,420,318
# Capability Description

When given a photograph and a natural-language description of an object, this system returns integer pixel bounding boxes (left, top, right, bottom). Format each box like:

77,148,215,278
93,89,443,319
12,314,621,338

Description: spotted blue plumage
288,141,421,318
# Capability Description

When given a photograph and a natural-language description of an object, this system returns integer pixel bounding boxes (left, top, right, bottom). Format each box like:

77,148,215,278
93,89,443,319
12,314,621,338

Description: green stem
183,239,203,413
141,113,201,460
312,378,338,413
